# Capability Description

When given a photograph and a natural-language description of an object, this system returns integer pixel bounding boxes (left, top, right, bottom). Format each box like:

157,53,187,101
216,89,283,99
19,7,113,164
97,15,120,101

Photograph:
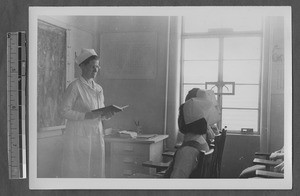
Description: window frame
180,18,264,135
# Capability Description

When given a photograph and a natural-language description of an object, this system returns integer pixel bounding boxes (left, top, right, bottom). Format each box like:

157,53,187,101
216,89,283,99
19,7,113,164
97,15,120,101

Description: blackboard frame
37,19,67,131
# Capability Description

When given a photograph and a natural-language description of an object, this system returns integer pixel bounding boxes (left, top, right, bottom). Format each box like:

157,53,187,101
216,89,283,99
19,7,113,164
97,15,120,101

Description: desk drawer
111,154,149,165
110,155,150,177
111,164,150,178
111,142,149,156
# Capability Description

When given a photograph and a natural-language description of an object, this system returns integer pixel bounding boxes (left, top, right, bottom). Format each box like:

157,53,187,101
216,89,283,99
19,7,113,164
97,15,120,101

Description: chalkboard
37,20,67,130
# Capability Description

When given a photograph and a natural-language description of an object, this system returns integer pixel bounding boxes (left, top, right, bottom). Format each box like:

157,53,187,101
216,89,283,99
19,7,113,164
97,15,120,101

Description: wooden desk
104,135,168,178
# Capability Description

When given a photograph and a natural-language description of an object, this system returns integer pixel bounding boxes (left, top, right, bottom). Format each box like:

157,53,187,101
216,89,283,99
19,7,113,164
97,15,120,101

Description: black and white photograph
28,6,292,189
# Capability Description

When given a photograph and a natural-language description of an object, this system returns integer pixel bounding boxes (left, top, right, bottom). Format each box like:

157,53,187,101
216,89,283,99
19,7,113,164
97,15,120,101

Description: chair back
192,148,214,178
164,141,214,178
210,127,227,177
217,127,227,177
210,133,220,177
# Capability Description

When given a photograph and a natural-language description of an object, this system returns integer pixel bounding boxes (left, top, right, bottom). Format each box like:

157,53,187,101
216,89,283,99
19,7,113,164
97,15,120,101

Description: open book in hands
92,105,129,116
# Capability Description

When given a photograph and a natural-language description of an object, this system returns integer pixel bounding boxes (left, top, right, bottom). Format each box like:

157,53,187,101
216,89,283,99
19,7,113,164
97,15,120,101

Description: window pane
205,83,219,95
183,61,218,83
223,60,261,84
224,37,261,60
183,84,206,102
223,85,259,108
222,109,258,132
184,15,262,33
183,38,219,60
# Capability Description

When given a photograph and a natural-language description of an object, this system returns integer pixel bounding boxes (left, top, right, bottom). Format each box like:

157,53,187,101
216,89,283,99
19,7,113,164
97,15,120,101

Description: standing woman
60,49,113,178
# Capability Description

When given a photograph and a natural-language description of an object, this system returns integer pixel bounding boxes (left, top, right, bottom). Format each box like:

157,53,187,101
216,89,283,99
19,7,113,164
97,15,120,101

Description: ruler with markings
7,31,27,179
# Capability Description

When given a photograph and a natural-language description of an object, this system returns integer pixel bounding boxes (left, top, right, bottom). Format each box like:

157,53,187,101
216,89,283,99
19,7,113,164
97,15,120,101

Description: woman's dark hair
80,55,100,66
178,104,207,135
185,88,199,101
185,88,208,102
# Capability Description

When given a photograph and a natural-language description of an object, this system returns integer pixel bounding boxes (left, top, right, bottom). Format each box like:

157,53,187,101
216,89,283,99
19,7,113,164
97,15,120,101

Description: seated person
239,147,284,178
274,162,284,173
269,147,284,160
270,148,284,173
185,88,222,141
167,98,210,178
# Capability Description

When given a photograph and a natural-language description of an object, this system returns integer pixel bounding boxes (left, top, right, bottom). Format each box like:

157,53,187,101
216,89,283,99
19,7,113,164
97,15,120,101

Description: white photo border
29,6,292,190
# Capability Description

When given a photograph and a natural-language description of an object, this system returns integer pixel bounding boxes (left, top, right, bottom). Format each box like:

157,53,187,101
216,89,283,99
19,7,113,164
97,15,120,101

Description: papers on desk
118,130,137,138
136,134,157,139
118,131,157,139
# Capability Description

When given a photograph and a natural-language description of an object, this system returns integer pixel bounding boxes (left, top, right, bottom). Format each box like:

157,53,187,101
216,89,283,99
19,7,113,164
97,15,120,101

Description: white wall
260,17,285,153
95,16,169,135
37,16,96,177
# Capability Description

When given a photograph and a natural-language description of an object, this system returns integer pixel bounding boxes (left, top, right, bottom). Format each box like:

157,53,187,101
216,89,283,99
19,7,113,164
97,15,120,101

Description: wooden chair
255,170,284,178
160,127,227,178
239,151,284,178
253,155,284,178
161,141,182,158
254,152,272,160
139,148,214,178
211,127,227,178
141,161,170,173
253,149,283,172
197,148,215,178
253,157,282,171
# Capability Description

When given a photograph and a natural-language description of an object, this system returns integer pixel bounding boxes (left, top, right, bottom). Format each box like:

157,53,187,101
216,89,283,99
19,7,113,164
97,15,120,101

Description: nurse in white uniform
60,48,113,178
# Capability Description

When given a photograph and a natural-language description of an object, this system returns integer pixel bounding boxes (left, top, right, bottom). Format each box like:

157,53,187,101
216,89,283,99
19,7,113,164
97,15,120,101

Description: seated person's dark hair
178,104,207,135
185,88,199,101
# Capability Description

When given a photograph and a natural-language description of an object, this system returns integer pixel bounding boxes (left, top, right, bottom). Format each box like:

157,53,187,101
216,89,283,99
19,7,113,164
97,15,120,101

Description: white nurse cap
75,48,98,65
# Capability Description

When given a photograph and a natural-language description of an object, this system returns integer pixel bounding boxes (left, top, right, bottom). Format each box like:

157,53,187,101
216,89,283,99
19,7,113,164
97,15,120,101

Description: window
181,16,263,133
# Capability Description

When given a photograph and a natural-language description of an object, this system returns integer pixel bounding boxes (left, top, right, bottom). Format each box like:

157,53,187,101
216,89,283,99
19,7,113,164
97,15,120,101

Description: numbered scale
7,32,27,179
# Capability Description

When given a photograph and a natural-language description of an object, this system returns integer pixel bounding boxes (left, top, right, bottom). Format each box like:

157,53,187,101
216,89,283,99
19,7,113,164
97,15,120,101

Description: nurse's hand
85,111,102,119
102,111,115,120
84,111,115,120
85,111,103,119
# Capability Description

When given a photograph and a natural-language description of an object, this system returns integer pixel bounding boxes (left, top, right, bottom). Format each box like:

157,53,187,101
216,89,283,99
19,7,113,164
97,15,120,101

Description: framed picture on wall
28,6,292,190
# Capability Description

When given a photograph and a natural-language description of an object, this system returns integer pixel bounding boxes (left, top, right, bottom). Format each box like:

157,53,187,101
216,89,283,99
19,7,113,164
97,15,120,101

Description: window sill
226,132,260,137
